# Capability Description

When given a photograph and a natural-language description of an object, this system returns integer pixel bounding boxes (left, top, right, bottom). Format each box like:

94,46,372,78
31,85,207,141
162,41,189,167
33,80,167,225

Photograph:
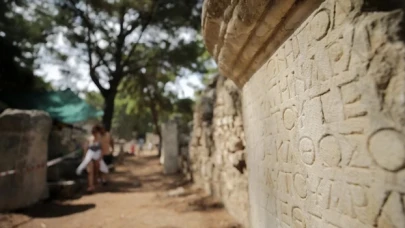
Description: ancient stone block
161,121,179,174
0,109,51,211
202,0,324,87
203,0,405,227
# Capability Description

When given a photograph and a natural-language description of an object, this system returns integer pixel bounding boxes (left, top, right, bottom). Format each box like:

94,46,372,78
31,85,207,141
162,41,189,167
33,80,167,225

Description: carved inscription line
243,0,405,227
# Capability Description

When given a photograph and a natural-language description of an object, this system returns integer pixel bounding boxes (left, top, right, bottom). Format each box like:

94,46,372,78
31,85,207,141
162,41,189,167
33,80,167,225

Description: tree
0,0,53,91
85,91,104,110
119,36,207,151
51,0,203,130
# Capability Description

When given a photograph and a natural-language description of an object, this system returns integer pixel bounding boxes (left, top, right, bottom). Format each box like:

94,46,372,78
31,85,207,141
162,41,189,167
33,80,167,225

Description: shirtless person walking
76,125,109,192
99,125,114,185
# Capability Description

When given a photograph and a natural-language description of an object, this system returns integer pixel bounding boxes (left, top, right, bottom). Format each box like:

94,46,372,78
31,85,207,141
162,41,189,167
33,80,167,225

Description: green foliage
32,76,54,91
85,91,104,110
0,0,53,91
112,94,155,139
48,0,205,130
106,70,196,139
174,98,194,116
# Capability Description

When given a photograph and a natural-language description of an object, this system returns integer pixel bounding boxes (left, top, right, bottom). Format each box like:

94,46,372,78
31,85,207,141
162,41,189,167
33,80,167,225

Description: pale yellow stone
240,1,405,226
202,0,324,87
202,0,405,227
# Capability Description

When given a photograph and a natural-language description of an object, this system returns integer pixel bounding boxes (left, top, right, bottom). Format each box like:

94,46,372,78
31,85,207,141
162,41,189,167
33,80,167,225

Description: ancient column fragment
161,121,179,174
202,0,405,227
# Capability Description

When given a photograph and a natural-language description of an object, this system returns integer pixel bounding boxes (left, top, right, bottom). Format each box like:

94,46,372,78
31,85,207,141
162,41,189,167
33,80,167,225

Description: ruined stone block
161,121,179,174
0,109,51,211
202,0,405,227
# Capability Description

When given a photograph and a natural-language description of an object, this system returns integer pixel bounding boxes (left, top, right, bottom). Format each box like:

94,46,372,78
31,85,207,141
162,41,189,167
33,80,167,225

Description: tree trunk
102,91,116,131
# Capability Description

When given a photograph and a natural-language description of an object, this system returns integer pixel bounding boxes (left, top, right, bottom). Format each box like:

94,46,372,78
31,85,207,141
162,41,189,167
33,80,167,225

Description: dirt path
1,152,241,228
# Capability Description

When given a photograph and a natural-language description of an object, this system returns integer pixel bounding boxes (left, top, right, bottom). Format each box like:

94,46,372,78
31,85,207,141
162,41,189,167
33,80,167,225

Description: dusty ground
0,152,241,228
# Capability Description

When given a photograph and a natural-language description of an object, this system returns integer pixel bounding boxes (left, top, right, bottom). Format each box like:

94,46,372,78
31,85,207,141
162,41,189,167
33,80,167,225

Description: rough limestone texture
202,0,405,227
189,75,249,227
189,78,216,191
0,109,52,211
47,126,86,182
161,121,179,174
202,0,323,87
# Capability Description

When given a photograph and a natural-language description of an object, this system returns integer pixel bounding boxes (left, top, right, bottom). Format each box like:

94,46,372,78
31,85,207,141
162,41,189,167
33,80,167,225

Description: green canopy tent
0,89,103,124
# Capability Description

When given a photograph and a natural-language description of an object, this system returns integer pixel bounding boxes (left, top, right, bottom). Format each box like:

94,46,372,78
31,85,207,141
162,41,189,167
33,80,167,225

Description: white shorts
76,149,109,175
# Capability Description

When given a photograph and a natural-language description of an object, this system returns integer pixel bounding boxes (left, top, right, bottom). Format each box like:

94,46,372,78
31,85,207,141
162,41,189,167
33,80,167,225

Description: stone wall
0,109,52,211
202,0,405,227
48,126,85,160
189,75,249,227
47,126,86,182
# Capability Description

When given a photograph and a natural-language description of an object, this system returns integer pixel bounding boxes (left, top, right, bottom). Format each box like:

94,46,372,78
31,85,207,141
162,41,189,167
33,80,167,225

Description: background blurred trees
50,0,206,130
1,0,212,149
0,0,53,91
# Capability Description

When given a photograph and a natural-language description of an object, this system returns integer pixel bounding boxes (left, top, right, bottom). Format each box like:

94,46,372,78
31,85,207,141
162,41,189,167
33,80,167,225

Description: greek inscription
377,192,405,228
292,207,307,228
310,10,331,41
293,173,308,199
334,0,353,27
299,137,316,165
283,108,297,130
319,135,342,167
368,129,405,171
243,0,405,227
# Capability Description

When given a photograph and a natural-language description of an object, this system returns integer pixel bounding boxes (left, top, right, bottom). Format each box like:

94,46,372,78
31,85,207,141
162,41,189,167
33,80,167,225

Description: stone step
47,180,83,199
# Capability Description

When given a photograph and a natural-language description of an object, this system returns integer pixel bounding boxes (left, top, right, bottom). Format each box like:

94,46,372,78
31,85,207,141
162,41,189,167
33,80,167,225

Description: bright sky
34,31,206,99
16,1,208,99
36,63,204,99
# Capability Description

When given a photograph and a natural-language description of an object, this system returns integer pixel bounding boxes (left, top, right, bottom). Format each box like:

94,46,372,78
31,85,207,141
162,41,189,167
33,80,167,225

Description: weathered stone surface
202,0,324,87
238,1,405,227
189,75,249,227
203,0,405,227
47,126,86,182
161,121,179,174
0,109,52,211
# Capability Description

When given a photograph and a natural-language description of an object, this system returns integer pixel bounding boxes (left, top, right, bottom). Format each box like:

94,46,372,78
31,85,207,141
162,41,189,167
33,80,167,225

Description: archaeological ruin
189,75,249,227
202,0,405,227
0,110,51,211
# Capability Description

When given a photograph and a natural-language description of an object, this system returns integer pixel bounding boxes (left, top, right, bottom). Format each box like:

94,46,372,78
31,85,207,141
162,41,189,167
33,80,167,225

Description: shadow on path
96,154,190,194
16,202,95,218
4,151,242,228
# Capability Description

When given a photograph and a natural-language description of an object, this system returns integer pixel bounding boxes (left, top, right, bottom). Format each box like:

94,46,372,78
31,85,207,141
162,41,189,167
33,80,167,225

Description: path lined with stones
1,152,240,228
